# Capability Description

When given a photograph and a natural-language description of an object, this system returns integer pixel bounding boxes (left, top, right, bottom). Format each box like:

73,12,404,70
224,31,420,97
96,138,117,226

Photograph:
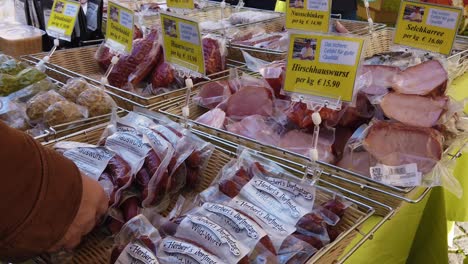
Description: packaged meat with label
157,237,223,264
150,61,178,94
107,29,162,91
111,214,161,264
193,80,231,109
258,60,286,99
53,141,132,208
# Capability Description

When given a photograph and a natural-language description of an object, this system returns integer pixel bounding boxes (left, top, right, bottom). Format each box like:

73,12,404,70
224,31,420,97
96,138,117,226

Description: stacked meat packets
110,149,353,264
95,26,226,96
54,111,214,233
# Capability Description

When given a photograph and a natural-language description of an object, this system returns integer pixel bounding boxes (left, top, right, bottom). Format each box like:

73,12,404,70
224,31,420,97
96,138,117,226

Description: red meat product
108,30,161,89
121,196,140,222
151,61,175,90
278,130,336,163
339,93,375,128
226,86,273,119
105,154,132,188
194,80,231,109
203,37,224,75
195,108,226,129
381,92,448,127
226,115,281,146
392,60,447,96
332,126,354,159
133,25,143,39
319,107,342,127
363,121,443,173
286,102,313,129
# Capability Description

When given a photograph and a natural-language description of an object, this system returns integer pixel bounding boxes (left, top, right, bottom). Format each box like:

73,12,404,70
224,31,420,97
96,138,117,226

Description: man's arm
0,121,83,262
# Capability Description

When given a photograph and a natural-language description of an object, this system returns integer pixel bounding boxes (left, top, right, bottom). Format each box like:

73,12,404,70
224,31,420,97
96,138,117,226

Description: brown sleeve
0,122,83,262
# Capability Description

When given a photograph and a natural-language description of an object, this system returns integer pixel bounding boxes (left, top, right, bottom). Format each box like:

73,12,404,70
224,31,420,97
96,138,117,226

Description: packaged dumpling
76,88,114,117
58,78,90,102
26,90,66,121
44,101,88,126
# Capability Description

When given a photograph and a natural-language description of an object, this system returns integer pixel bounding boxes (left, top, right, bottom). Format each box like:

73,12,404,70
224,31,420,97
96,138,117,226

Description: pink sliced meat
363,121,443,173
360,65,400,95
381,93,448,127
392,60,447,96
195,108,226,129
226,115,280,146
278,130,335,164
226,86,273,119
194,80,231,109
337,150,372,177
334,21,350,33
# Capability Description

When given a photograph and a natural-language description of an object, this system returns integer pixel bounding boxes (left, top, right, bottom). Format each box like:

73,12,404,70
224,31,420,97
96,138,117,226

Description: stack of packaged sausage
54,111,214,233
109,148,353,264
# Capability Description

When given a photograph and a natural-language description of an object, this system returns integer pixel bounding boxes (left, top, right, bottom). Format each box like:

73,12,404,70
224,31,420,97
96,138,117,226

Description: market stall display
41,115,390,264
0,54,117,141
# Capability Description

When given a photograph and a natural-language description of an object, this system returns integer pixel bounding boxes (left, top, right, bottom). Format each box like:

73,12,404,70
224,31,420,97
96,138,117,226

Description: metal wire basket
39,123,392,264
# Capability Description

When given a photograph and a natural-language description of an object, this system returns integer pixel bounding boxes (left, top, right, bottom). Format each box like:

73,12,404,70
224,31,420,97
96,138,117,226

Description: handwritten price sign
394,0,462,55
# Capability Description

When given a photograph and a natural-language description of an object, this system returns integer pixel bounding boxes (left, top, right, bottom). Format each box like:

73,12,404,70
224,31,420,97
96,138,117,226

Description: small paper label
160,12,205,76
283,32,364,104
106,1,134,54
394,0,462,55
202,203,260,239
116,241,159,264
265,177,314,200
46,0,80,41
63,147,114,180
285,0,331,32
370,163,422,187
162,238,222,264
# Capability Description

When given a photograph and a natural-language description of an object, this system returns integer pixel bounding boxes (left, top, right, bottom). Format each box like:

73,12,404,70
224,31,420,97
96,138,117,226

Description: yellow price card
283,33,365,103
285,0,331,32
394,0,462,55
160,12,205,76
106,1,134,54
46,0,80,41
167,0,195,9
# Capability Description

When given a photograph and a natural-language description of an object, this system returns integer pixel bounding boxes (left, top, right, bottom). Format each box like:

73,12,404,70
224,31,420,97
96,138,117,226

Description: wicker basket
21,50,235,110
225,18,386,63
39,124,379,264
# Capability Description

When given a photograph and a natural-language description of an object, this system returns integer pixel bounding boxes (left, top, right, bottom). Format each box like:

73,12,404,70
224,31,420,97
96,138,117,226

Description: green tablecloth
341,74,468,264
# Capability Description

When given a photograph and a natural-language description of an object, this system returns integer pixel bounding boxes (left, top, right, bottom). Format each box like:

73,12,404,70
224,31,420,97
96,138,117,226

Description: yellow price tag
46,0,80,41
167,0,195,9
394,0,462,55
283,33,364,103
106,1,134,54
160,13,205,75
285,0,331,32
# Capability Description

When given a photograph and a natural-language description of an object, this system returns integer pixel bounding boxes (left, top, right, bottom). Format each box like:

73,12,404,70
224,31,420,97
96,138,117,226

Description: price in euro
421,36,444,45
317,79,340,88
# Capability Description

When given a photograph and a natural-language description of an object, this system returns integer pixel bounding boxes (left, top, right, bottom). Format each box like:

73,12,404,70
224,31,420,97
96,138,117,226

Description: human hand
48,174,108,251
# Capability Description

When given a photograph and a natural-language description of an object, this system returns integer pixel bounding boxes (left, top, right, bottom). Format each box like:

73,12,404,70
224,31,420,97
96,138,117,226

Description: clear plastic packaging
44,101,88,126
